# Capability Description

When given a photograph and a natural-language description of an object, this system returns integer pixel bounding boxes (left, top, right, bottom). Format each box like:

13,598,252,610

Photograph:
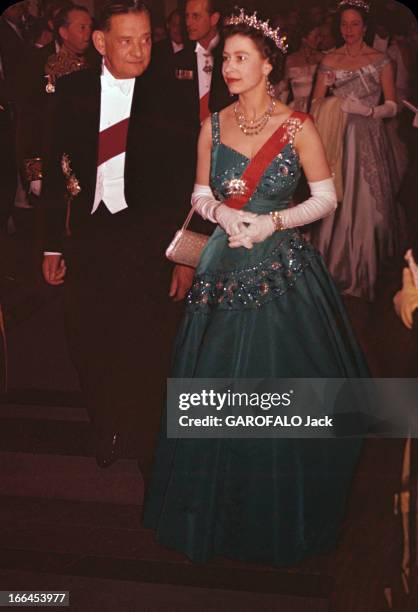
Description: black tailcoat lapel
172,44,200,129
78,72,101,198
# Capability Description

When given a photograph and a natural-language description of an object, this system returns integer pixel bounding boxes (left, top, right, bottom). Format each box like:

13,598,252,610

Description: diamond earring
266,76,276,97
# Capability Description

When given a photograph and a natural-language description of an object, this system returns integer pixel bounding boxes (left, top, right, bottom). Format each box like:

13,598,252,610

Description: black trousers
62,205,174,477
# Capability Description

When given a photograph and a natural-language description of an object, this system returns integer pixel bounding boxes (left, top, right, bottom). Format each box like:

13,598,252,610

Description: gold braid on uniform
24,48,88,183
44,46,88,81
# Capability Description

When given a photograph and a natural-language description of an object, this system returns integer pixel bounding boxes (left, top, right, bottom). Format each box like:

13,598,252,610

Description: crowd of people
1,0,418,604
1,0,417,293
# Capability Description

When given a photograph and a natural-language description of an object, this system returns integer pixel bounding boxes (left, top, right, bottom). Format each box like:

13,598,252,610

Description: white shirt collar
101,62,135,96
195,33,220,55
172,40,184,54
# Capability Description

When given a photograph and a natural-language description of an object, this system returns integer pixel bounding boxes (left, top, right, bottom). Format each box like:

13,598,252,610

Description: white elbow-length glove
191,184,257,236
341,94,397,118
229,178,337,249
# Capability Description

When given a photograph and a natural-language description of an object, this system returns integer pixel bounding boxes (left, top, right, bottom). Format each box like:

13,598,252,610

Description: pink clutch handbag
165,202,210,268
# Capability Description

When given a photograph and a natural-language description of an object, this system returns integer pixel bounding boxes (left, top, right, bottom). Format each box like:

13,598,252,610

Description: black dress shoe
96,431,119,468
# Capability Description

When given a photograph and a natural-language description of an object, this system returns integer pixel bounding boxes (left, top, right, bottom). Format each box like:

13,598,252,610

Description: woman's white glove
229,215,275,248
191,183,257,235
191,184,220,222
341,94,397,118
281,177,337,227
215,203,257,236
341,94,372,116
229,178,337,249
372,100,397,118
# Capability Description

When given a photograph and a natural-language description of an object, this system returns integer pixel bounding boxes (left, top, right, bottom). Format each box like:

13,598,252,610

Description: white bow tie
103,73,134,96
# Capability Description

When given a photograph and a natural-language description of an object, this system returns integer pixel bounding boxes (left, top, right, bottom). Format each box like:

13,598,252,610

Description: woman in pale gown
385,11,415,184
310,0,403,301
275,19,323,112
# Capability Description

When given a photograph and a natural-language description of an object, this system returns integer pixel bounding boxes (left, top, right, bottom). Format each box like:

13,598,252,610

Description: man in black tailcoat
152,0,232,299
151,8,185,78
18,3,94,193
170,0,230,133
41,0,171,486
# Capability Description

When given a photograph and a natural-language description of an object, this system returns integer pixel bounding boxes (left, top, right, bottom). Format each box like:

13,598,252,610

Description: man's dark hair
96,0,149,32
206,0,222,15
53,4,89,41
186,0,221,16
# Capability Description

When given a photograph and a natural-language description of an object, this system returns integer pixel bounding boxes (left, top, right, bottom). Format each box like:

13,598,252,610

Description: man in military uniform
163,0,232,300
44,4,92,89
18,4,93,192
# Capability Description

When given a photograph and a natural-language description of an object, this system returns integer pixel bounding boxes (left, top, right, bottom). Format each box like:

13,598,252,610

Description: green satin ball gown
143,112,368,566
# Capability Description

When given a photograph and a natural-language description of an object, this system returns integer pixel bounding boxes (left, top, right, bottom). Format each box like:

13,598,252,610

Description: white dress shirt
92,64,135,214
44,65,135,255
195,33,219,100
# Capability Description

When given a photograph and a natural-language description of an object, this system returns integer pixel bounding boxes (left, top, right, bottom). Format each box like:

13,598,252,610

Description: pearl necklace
234,96,276,136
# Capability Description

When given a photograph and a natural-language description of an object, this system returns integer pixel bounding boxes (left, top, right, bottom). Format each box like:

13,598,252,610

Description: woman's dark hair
335,4,373,46
222,21,285,85
337,4,370,29
96,0,149,32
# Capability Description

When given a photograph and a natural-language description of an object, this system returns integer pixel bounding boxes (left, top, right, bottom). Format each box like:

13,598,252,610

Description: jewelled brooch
223,178,248,198
280,118,303,146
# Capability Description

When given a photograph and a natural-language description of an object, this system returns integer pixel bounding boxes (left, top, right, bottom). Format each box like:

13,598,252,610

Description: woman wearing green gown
143,9,368,567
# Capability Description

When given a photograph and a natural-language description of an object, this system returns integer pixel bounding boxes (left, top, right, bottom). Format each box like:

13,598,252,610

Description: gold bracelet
270,210,285,231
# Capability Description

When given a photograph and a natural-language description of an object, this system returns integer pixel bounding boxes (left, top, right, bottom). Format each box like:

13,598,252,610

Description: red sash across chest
200,92,210,123
97,117,130,167
224,111,307,210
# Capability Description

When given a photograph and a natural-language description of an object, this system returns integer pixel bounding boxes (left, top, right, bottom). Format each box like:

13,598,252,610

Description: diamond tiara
337,0,371,13
224,8,288,54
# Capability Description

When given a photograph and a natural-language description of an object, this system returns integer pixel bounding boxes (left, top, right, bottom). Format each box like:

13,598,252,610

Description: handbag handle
181,197,202,231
